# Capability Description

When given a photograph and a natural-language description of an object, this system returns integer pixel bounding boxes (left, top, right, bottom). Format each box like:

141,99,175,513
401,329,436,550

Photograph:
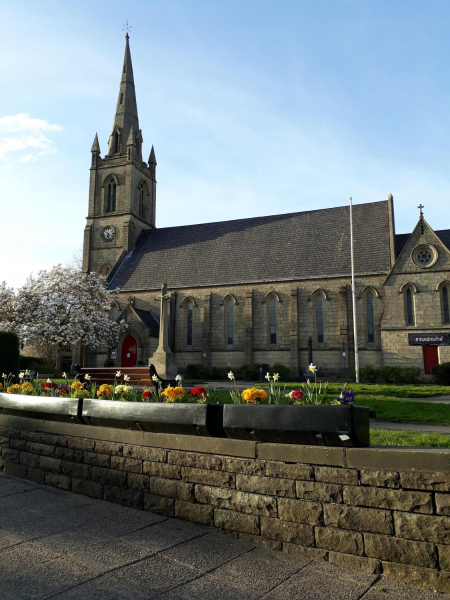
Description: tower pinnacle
107,34,139,156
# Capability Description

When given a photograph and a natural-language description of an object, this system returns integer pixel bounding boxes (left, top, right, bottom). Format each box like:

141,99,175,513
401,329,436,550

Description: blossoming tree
1,265,126,365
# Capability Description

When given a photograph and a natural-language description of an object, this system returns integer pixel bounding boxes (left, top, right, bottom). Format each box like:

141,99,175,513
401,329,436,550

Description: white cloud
0,113,63,133
0,114,62,163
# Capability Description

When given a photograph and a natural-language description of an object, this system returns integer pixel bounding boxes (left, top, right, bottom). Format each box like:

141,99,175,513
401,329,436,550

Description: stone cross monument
149,283,177,378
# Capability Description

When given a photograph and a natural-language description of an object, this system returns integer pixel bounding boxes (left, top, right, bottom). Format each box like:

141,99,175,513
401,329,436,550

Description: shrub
432,362,450,385
235,364,259,381
0,332,20,378
360,364,379,383
270,364,290,380
379,366,402,384
400,366,421,384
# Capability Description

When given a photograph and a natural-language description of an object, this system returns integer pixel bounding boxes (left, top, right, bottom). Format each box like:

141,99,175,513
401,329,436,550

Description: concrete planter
223,404,370,446
0,392,82,424
82,399,225,437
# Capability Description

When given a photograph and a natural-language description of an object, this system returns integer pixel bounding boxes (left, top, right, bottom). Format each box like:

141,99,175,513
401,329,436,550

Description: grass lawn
371,429,450,448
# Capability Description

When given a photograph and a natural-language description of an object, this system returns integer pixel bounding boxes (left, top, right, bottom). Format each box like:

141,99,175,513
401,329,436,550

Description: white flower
46,378,52,383
175,374,182,383
2,373,6,378
227,371,234,381
265,373,271,381
152,375,159,382
123,375,130,382
25,370,29,375
62,372,67,379
308,363,317,373
19,372,25,379
273,373,279,381
85,374,91,381
116,371,122,377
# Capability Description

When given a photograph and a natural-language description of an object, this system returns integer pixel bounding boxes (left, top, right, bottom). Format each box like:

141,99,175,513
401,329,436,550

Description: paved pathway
0,475,448,599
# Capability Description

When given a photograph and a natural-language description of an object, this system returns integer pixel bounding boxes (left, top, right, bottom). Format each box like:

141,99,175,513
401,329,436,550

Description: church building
82,35,450,378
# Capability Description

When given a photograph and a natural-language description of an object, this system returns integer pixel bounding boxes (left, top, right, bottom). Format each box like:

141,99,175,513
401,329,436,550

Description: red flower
142,389,153,401
59,385,69,396
188,386,207,398
291,390,304,400
43,382,57,390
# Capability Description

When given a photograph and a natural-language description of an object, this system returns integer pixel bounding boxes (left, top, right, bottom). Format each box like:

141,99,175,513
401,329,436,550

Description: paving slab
0,473,449,600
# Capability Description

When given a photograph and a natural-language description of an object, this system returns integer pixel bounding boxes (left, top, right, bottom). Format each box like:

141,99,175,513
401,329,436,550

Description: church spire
107,34,140,156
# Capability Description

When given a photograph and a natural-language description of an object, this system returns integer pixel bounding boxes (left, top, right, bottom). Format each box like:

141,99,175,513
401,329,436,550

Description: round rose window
411,244,438,269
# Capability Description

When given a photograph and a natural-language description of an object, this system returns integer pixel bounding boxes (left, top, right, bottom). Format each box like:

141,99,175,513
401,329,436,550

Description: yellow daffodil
85,374,91,381
152,375,159,382
265,373,271,381
308,363,317,373
273,373,279,381
123,375,130,382
227,371,234,380
19,372,25,379
62,372,67,379
46,378,52,383
116,371,122,377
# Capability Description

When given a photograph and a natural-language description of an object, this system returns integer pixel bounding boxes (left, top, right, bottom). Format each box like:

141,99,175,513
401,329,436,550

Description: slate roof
395,229,450,257
132,307,159,336
109,201,393,291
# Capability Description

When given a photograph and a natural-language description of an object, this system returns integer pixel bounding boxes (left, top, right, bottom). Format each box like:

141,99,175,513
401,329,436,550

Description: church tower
82,34,157,277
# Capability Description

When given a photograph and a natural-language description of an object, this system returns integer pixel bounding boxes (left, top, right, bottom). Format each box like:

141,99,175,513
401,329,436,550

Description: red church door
423,346,439,375
121,335,137,367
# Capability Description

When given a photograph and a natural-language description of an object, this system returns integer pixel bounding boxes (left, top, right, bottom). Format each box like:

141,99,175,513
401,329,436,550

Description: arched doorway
121,334,137,367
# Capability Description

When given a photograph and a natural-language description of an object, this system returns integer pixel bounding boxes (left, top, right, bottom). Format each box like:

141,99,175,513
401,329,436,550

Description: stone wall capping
346,447,450,473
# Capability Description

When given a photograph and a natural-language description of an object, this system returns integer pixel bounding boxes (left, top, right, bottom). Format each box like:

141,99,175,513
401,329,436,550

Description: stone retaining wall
0,414,449,593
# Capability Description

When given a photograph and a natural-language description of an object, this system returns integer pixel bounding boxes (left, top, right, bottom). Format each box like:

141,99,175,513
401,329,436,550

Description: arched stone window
101,264,111,277
105,176,117,213
138,181,149,218
400,283,418,326
310,289,327,344
226,299,234,345
366,292,375,343
437,281,450,324
110,302,119,322
186,301,193,346
264,292,281,345
181,297,197,347
269,297,277,344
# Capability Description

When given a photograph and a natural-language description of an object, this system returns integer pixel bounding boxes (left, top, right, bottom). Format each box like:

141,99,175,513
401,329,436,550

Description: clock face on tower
102,226,115,241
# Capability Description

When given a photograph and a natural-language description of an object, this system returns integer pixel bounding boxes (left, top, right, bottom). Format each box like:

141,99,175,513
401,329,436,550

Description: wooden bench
74,366,153,388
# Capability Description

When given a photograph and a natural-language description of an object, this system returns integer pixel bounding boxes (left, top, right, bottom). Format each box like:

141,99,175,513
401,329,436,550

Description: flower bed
0,365,370,446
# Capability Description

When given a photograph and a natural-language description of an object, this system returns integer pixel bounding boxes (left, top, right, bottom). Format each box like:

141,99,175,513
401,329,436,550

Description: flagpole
350,196,360,383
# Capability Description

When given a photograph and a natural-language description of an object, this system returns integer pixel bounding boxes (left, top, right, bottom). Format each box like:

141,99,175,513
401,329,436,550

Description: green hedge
432,362,450,385
359,364,422,384
0,332,20,378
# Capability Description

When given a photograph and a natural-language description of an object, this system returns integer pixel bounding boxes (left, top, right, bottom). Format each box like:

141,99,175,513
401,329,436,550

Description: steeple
107,34,140,156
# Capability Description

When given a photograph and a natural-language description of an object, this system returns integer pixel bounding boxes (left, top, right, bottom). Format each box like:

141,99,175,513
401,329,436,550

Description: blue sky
1,0,450,287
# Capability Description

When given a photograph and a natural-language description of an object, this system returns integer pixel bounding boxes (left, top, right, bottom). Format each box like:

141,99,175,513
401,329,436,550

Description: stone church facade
81,36,450,377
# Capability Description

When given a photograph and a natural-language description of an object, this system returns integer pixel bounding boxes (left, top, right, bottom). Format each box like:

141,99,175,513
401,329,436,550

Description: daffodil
308,363,317,373
273,373,279,381
85,374,91,381
62,372,67,379
19,372,25,379
175,374,182,383
25,370,29,375
116,371,122,378
2,374,6,378
46,378,52,383
227,371,234,380
152,375,159,382
123,375,130,382
265,373,271,381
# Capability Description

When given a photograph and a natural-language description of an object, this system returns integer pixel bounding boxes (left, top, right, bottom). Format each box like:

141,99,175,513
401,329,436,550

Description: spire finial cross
122,20,132,39
418,203,424,219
